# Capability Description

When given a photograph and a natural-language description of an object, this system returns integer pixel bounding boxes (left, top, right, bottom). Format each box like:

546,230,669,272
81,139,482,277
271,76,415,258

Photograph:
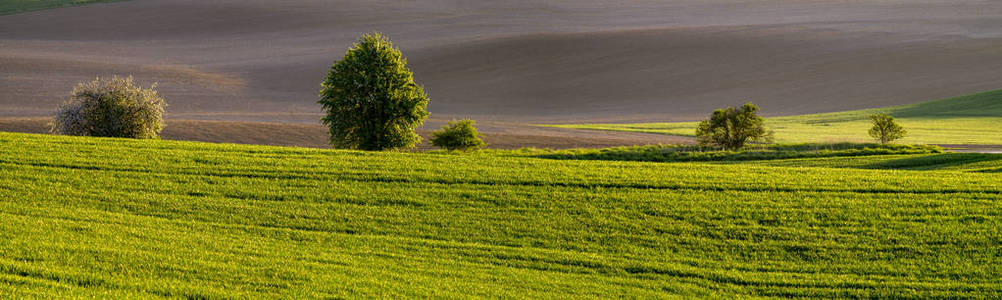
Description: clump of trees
431,119,486,151
868,113,906,144
318,32,429,151
695,102,770,150
52,76,166,139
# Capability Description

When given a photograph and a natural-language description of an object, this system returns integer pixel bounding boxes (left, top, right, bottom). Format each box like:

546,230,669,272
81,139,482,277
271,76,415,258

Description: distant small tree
431,119,487,151
52,76,166,139
868,113,906,144
318,32,430,151
695,102,769,150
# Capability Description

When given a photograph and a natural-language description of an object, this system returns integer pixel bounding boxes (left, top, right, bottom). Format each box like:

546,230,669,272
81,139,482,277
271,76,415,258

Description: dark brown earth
2,0,1001,148
0,117,691,150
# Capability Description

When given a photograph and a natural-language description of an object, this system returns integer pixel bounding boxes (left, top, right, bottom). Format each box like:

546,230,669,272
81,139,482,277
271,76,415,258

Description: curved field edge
0,0,129,15
549,89,1002,145
0,132,1000,298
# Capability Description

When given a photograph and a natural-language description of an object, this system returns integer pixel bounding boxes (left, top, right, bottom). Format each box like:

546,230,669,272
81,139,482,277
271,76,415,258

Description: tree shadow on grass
860,153,1002,172
534,143,942,163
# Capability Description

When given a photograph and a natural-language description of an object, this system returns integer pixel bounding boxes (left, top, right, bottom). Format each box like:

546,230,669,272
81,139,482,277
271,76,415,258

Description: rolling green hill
553,89,1002,145
0,0,127,15
1,132,1000,297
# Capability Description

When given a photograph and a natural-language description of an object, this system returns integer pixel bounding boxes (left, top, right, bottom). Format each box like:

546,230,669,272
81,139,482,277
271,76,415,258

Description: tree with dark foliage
695,102,770,150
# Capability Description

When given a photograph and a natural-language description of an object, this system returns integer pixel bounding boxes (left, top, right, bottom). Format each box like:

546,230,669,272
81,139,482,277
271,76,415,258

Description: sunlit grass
1,132,1000,297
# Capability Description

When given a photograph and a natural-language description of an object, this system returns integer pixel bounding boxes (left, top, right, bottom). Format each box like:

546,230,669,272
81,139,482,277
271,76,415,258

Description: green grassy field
553,89,1002,145
0,0,126,15
1,132,1001,297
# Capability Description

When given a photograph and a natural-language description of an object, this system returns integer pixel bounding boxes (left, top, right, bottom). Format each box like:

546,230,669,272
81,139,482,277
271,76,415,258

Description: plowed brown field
3,0,1000,148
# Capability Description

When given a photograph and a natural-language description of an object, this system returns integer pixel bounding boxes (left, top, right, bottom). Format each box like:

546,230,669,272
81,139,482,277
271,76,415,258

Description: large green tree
695,102,770,150
318,32,429,151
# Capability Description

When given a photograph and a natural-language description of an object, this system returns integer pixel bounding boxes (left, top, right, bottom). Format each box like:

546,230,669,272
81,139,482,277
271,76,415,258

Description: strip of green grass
1,132,1000,297
553,89,1002,145
0,0,128,15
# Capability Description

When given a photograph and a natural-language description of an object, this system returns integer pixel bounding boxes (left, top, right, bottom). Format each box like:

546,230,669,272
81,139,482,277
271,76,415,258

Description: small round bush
52,76,166,139
431,119,486,151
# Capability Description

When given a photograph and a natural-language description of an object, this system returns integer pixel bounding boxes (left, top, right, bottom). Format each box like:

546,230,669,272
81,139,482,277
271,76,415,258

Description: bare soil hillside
2,0,1000,147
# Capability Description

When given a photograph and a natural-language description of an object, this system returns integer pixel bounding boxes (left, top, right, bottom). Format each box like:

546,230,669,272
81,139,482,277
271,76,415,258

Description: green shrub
52,76,166,139
318,32,429,151
869,113,906,144
431,119,487,151
695,102,771,150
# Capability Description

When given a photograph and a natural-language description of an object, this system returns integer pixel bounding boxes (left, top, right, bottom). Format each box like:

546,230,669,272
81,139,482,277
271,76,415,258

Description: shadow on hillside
532,143,941,163
860,153,1002,172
